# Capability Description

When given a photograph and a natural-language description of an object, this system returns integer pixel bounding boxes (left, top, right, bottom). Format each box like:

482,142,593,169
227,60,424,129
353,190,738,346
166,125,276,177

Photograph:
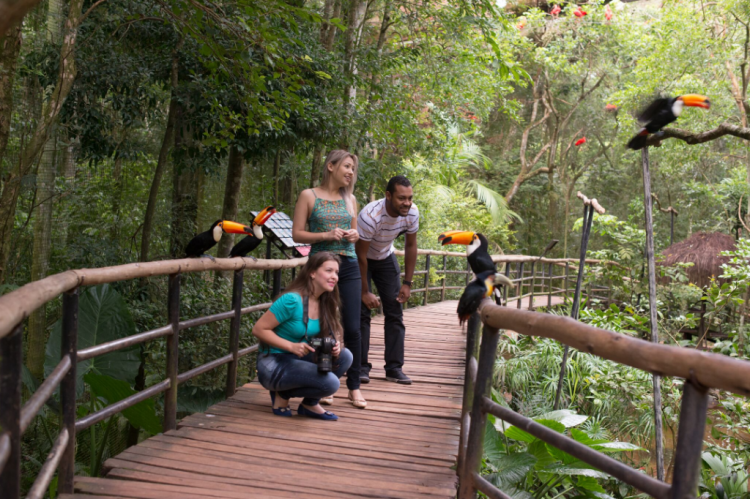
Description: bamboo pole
642,147,665,481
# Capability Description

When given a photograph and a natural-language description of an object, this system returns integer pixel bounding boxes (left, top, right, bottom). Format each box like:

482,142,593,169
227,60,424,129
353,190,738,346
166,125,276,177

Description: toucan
229,206,277,258
456,271,515,324
626,94,710,150
439,231,496,275
185,220,252,259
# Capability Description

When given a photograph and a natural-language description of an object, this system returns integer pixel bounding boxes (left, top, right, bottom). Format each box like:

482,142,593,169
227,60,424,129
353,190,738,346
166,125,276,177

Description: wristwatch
403,280,413,287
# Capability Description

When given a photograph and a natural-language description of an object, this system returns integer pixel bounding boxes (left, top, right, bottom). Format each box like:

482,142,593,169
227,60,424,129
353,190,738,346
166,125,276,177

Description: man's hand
362,291,381,310
397,284,411,304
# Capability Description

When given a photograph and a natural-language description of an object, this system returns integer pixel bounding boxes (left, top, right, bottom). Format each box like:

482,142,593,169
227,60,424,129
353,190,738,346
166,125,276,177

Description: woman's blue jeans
256,347,353,406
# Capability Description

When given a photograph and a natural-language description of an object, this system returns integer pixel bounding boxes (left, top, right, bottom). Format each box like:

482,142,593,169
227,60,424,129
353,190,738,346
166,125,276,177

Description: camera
309,335,336,373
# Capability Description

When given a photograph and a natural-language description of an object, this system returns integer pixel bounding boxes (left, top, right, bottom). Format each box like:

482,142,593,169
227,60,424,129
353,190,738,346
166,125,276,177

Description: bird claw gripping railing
456,301,750,499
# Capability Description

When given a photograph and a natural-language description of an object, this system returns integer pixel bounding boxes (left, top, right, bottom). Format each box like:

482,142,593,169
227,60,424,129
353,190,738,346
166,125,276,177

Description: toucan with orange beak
439,231,496,275
230,206,277,258
185,220,253,259
457,270,495,324
626,94,710,150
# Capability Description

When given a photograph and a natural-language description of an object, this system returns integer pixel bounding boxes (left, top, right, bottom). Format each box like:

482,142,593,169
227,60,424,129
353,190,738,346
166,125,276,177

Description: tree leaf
84,372,161,435
45,285,140,395
505,419,565,442
486,452,537,487
536,409,588,428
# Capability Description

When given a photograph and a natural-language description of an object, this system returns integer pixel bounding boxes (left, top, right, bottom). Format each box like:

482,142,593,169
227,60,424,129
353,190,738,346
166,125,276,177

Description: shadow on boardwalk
65,301,465,499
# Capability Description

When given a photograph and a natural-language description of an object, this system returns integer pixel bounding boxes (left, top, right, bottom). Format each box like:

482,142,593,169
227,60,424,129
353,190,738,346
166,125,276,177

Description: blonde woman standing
292,150,367,408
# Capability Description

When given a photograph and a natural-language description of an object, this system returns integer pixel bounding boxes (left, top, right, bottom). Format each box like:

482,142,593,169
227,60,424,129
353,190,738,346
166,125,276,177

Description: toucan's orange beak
438,230,463,242
220,220,253,234
254,206,276,226
439,231,475,246
681,94,710,109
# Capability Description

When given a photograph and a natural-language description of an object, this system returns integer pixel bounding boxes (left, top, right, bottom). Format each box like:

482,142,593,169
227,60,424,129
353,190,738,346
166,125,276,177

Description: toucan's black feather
457,270,494,324
627,97,679,150
185,220,221,257
637,97,672,124
230,235,262,257
468,234,496,275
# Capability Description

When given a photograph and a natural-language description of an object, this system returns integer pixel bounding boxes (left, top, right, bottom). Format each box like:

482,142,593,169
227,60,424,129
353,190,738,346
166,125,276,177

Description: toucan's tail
627,128,649,150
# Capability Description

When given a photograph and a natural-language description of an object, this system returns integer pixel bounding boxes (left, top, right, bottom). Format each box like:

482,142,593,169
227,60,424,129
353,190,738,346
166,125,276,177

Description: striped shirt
357,199,419,260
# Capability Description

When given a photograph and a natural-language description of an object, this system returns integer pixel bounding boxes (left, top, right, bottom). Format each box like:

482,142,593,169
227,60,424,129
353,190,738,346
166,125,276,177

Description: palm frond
467,180,522,224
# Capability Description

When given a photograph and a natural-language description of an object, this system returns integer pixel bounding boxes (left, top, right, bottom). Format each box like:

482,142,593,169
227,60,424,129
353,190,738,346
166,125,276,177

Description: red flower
575,137,587,146
605,103,618,111
605,5,613,21
550,4,561,16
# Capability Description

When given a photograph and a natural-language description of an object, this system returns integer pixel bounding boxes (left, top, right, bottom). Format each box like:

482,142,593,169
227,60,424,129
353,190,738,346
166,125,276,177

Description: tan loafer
348,393,367,409
320,396,334,405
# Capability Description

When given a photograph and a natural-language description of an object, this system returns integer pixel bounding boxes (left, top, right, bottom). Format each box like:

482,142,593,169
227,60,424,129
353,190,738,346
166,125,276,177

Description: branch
646,123,750,146
739,195,750,233
78,0,107,25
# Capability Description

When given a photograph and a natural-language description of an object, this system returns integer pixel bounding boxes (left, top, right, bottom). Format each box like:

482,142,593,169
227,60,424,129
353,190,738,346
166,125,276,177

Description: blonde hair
320,149,358,216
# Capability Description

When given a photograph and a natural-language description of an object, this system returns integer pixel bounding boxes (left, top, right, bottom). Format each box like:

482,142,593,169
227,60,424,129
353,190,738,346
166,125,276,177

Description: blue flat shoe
297,404,338,421
270,391,292,417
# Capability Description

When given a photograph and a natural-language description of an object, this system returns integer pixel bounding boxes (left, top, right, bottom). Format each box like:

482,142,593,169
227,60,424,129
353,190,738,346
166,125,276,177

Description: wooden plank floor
64,301,465,499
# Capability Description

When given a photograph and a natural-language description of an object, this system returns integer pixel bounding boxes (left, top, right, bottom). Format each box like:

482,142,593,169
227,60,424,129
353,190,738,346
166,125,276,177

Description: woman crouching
252,252,352,420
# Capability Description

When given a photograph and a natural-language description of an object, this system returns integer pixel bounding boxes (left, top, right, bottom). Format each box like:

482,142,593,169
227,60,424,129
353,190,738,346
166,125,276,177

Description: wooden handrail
0,256,307,340
478,300,750,396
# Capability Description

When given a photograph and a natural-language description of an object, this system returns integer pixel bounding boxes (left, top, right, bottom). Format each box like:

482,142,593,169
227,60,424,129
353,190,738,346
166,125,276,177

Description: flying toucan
439,231,496,275
456,271,515,324
626,94,710,150
230,206,277,258
185,220,252,259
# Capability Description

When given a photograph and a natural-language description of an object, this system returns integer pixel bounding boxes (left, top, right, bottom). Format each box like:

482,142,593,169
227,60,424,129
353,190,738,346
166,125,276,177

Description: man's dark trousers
360,253,405,372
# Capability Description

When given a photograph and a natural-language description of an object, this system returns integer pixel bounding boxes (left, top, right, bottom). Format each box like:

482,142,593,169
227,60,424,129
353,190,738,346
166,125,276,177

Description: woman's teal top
267,292,320,354
308,192,356,258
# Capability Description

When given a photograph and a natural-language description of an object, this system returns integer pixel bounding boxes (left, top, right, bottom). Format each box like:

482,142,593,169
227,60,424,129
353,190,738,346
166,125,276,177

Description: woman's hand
332,340,341,358
288,342,316,358
344,229,359,243
327,228,346,241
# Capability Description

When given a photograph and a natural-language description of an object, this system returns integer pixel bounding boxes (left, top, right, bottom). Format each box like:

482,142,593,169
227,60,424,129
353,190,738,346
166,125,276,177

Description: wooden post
458,322,501,499
272,268,282,299
529,261,536,310
164,273,180,431
441,255,447,302
423,254,431,306
641,147,665,481
457,313,480,476
503,263,511,305
58,290,79,494
264,238,272,294
225,270,243,397
0,325,22,499
671,379,709,499
516,262,524,309
564,261,570,301
548,263,553,308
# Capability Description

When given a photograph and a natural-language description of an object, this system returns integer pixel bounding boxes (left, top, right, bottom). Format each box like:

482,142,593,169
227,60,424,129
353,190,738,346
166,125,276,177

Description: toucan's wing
637,98,670,124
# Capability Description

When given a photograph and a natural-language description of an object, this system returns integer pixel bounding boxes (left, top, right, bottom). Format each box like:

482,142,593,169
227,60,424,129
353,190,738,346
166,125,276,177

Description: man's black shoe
385,370,412,385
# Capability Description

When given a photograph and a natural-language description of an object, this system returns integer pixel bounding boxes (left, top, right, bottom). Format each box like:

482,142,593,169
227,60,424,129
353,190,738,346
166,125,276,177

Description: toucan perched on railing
439,231,496,275
626,94,710,150
439,230,515,321
230,206,277,258
185,220,253,259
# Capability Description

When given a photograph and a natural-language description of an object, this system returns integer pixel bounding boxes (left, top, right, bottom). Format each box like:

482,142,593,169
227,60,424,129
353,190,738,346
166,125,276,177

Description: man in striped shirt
356,176,419,385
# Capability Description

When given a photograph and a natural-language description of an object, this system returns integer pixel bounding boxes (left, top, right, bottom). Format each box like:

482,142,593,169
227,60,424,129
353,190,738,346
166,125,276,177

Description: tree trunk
323,0,341,50
140,44,180,262
170,101,200,258
0,22,22,174
342,0,367,133
0,0,83,284
320,0,334,45
273,149,281,206
310,146,322,188
216,146,245,261
110,155,124,240
25,133,57,380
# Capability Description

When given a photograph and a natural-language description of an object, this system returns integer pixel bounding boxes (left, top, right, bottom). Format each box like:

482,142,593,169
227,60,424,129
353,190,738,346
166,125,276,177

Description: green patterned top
308,194,356,258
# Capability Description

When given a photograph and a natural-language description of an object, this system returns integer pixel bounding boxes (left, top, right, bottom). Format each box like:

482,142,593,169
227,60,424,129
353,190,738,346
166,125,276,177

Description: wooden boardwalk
64,301,465,499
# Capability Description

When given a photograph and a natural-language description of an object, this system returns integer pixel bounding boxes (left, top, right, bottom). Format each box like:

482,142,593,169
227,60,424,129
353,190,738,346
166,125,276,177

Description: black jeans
360,253,405,372
338,256,362,390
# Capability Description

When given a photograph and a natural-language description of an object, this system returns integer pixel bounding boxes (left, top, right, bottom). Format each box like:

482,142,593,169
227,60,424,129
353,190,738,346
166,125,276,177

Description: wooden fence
0,249,612,498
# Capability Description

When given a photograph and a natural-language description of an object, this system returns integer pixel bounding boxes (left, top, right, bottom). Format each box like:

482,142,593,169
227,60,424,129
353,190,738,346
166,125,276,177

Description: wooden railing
456,301,750,499
0,249,608,499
